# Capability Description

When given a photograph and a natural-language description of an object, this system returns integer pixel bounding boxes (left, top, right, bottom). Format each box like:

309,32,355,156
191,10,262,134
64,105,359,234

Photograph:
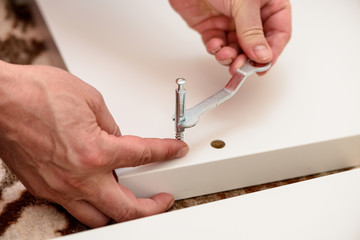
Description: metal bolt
175,78,186,140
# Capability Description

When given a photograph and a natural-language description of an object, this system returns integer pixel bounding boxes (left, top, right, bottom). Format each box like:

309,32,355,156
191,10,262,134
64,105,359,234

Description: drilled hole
210,140,225,149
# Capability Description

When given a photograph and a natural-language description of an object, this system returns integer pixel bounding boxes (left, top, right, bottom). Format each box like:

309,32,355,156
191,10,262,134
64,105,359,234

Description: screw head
176,78,186,85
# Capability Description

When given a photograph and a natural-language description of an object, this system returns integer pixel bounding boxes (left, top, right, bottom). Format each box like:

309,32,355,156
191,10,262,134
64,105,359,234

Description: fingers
62,199,110,228
202,29,227,54
192,15,239,65
117,184,175,221
77,131,186,225
102,135,189,169
231,0,273,64
88,174,174,223
229,54,248,75
55,153,175,228
215,46,237,65
214,31,240,66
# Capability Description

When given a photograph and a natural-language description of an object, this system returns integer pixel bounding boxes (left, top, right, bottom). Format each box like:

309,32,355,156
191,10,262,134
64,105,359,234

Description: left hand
0,62,188,227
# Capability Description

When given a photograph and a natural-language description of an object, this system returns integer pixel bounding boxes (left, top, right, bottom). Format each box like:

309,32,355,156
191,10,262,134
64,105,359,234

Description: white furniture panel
36,0,360,199
56,169,360,240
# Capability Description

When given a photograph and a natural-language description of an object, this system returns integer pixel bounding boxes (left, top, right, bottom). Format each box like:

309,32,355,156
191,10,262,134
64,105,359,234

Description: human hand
0,61,188,227
169,0,291,74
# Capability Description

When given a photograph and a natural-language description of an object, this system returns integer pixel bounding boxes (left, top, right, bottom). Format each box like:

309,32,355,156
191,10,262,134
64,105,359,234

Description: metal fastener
173,59,271,140
175,78,186,140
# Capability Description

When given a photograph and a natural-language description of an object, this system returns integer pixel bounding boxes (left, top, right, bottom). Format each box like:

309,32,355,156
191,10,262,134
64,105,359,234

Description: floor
0,0,355,239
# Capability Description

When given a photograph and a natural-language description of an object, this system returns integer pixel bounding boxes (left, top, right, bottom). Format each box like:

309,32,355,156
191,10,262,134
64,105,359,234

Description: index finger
102,135,189,169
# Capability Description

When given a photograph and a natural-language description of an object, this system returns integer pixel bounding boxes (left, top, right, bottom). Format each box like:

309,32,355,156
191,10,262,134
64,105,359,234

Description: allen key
174,59,271,141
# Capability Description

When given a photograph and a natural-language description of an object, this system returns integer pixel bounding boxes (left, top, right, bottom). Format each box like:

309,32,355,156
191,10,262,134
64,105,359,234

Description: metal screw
175,78,186,140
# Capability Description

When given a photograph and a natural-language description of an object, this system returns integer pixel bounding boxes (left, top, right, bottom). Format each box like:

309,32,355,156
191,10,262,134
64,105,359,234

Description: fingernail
167,198,175,211
254,45,272,62
218,59,232,66
211,46,221,54
175,145,189,158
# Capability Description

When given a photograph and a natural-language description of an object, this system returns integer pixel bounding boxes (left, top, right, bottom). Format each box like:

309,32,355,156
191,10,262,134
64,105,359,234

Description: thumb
104,135,189,169
231,0,273,63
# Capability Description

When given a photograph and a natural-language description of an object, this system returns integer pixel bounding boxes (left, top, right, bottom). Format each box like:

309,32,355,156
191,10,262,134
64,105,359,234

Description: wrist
0,60,16,110
0,60,9,93
0,59,5,76
0,60,11,83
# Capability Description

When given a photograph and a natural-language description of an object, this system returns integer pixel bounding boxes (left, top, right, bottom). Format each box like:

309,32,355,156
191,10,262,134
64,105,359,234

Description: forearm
0,60,12,160
0,60,15,157
0,60,17,105
0,60,12,126
0,61,39,162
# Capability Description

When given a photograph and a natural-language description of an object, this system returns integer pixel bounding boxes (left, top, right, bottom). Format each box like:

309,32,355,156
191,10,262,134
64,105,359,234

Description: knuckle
112,124,121,136
88,89,106,110
75,145,108,169
240,27,265,40
115,207,138,222
63,176,88,192
137,148,152,166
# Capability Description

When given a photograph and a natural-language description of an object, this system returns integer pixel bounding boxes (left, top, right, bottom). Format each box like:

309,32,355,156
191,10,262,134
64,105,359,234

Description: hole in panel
210,140,225,149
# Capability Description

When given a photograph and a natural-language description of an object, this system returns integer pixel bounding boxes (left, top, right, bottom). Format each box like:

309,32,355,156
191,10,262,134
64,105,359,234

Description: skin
169,0,292,74
0,61,188,227
0,0,291,228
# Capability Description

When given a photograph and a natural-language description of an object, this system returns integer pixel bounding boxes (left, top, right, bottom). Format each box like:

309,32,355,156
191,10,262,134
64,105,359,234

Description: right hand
0,61,188,227
169,0,292,74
